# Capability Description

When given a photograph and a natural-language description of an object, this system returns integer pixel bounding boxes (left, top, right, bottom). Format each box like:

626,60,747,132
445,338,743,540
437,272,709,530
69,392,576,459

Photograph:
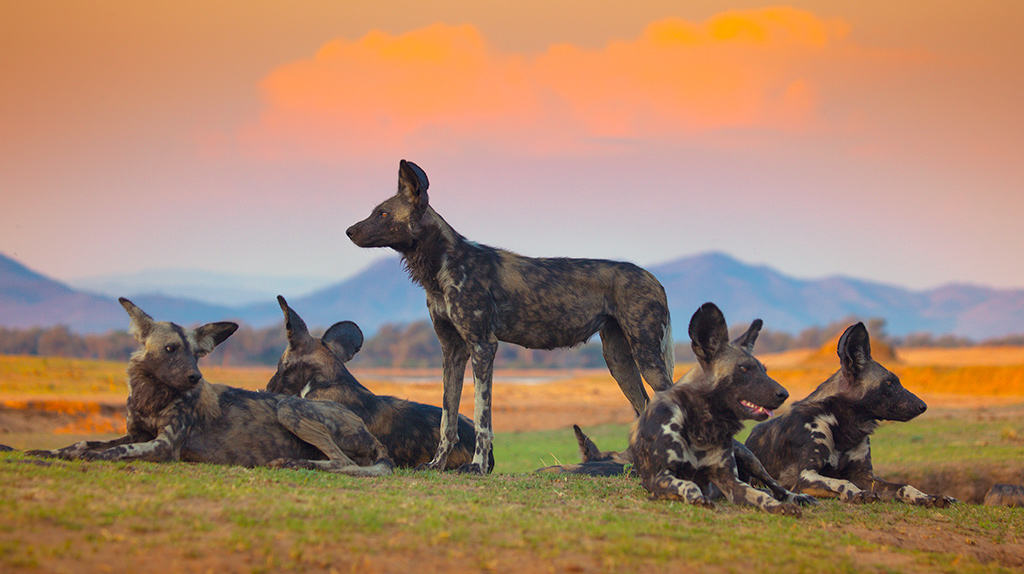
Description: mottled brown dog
347,160,675,473
266,296,491,471
539,305,815,515
628,303,810,515
30,298,392,477
745,322,955,506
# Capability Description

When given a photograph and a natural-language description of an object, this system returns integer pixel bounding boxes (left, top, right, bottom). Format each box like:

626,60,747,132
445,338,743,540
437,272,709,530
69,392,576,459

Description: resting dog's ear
277,295,315,350
689,302,730,370
398,159,430,216
838,322,872,383
119,297,155,343
193,322,238,357
732,319,763,354
323,321,364,363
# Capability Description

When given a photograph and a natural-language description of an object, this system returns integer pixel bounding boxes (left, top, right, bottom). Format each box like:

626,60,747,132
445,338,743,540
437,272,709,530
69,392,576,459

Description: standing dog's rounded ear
689,302,729,370
732,318,763,354
398,159,429,211
119,297,155,343
323,321,364,363
277,295,314,349
838,322,872,382
193,322,238,358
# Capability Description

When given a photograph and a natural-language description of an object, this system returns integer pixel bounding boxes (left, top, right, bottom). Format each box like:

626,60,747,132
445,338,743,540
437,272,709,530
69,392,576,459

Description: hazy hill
3,251,1024,340
0,253,125,333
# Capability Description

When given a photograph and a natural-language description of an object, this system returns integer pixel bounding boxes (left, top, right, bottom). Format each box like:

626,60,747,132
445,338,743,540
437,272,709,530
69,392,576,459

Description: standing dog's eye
165,345,177,354
379,211,389,219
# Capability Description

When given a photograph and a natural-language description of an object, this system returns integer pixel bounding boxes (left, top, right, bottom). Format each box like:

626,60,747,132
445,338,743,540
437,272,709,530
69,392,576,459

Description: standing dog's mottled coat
745,323,954,506
30,299,392,477
266,296,491,471
627,303,811,515
346,160,674,473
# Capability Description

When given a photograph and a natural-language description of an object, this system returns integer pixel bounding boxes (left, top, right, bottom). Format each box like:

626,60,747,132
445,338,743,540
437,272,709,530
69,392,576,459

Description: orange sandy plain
2,345,1024,443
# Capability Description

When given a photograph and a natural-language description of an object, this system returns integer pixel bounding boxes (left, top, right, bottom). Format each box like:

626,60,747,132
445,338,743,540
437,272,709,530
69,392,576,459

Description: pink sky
2,1,1022,292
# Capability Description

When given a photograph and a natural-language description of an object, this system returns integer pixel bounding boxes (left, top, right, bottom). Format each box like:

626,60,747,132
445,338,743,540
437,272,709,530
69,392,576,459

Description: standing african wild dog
29,298,393,477
628,302,811,515
266,296,492,471
346,160,674,473
745,323,955,506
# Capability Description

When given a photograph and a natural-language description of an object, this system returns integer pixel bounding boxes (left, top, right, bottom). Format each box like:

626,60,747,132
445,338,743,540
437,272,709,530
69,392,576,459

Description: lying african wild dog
537,425,812,511
632,303,813,514
29,298,393,477
265,296,492,471
346,160,675,473
745,322,955,507
539,304,815,515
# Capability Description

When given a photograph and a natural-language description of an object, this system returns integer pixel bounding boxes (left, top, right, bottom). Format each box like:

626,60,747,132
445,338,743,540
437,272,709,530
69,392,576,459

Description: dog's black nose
776,389,789,401
188,374,201,384
345,227,355,238
918,402,927,413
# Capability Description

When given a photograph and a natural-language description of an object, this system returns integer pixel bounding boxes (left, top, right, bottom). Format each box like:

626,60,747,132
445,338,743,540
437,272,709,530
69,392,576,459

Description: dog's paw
415,461,444,472
455,462,486,475
844,490,881,504
267,458,289,469
919,494,957,508
689,495,716,510
766,502,803,518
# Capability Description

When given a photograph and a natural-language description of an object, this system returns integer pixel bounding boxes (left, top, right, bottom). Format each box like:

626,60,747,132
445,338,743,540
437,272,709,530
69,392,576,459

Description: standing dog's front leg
461,335,497,474
421,318,470,471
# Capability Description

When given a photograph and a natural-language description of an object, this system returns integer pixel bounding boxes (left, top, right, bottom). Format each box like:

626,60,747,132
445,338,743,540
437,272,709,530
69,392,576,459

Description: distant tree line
1,319,1021,367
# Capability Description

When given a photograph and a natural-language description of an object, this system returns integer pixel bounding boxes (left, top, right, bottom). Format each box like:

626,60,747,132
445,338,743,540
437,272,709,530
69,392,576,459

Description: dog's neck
808,393,880,450
676,384,744,447
398,207,469,292
125,360,188,417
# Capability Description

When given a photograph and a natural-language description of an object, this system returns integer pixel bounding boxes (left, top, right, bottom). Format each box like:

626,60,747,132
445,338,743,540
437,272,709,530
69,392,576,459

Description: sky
2,1,1023,297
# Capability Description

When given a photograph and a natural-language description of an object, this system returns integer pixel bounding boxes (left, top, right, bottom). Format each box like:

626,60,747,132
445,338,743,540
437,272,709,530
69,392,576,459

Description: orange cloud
232,8,855,162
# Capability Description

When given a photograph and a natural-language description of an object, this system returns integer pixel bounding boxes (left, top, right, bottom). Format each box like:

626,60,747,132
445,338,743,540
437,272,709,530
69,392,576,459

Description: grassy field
3,414,1024,573
2,351,1024,572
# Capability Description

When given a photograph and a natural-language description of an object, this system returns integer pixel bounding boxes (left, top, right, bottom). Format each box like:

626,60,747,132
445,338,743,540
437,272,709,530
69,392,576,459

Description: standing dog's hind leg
600,321,650,414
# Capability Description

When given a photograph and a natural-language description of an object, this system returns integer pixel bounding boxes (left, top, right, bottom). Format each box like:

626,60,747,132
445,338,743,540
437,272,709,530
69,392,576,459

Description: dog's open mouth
740,400,774,420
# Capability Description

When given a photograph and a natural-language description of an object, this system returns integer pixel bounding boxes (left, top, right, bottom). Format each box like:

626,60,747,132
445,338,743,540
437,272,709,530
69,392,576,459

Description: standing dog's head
826,322,927,422
120,297,237,391
346,160,430,250
687,302,789,422
265,295,364,396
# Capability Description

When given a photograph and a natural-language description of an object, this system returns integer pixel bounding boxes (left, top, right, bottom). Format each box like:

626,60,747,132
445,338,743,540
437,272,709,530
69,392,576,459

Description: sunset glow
237,8,860,161
2,1,1023,295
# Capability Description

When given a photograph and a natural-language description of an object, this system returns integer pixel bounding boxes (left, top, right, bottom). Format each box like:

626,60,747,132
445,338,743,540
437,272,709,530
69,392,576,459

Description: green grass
3,412,1024,572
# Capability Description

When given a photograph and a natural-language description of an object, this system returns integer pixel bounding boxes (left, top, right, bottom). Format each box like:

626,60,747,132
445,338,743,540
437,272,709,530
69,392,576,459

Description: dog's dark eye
739,366,749,373
165,345,178,354
379,211,389,219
